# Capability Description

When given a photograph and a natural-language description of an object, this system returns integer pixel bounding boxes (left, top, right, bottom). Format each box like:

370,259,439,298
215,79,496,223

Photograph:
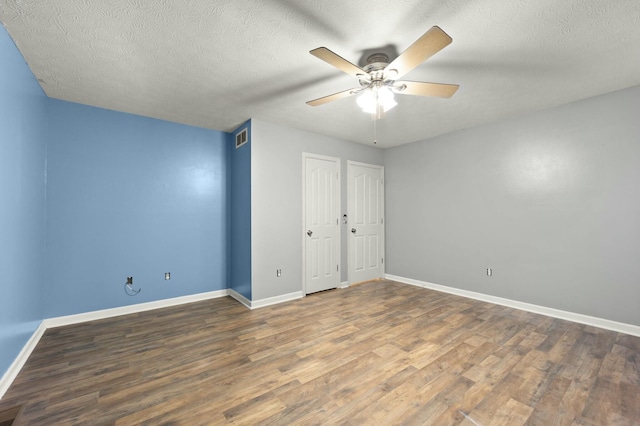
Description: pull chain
373,116,377,145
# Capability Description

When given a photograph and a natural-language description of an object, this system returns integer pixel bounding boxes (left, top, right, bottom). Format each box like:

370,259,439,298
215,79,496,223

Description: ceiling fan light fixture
377,86,397,111
357,86,397,115
356,89,376,113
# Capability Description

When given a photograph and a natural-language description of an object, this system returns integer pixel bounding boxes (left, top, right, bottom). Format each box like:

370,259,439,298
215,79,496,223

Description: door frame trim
302,153,341,295
347,161,385,286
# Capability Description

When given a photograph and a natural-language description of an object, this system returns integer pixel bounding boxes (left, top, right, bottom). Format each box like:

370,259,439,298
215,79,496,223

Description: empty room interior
1,1,640,424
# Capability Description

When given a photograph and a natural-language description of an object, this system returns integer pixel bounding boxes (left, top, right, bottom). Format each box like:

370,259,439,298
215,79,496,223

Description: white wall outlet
487,268,492,276
276,269,282,277
164,272,171,280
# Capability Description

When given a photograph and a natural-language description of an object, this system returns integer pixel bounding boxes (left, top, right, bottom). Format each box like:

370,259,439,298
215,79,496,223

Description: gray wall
384,85,640,326
251,119,383,300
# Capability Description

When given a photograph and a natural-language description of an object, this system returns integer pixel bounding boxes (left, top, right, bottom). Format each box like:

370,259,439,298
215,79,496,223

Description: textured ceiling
1,0,639,148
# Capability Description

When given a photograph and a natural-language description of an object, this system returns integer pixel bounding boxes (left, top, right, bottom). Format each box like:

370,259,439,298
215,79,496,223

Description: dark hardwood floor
1,280,639,425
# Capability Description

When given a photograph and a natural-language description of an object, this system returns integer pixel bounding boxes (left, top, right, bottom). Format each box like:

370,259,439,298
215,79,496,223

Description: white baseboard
228,289,252,308
0,321,47,400
45,289,230,329
10,276,636,401
229,290,303,309
0,289,230,400
385,274,640,337
252,291,303,309
2,288,304,400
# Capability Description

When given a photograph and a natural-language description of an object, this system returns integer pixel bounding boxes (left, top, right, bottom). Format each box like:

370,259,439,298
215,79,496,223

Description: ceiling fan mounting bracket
392,83,407,93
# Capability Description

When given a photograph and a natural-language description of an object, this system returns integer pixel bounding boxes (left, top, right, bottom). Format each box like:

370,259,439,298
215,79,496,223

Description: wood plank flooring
1,280,639,425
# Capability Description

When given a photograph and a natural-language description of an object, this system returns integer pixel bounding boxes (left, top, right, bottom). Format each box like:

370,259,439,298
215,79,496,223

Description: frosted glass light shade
357,86,397,114
356,89,376,113
377,86,397,111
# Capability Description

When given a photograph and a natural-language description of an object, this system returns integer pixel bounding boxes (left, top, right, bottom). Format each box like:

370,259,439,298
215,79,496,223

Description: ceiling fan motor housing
364,53,390,73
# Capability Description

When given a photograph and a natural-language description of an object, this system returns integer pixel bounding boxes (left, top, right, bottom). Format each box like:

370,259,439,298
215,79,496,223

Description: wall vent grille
236,128,248,148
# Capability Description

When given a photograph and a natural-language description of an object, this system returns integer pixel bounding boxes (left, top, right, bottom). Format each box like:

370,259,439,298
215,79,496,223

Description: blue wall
45,100,228,317
1,21,238,379
229,122,252,299
0,27,47,377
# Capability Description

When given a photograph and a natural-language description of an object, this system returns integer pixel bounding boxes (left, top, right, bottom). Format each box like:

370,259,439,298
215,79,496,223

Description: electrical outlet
486,268,492,277
126,276,133,285
276,269,282,277
165,272,171,280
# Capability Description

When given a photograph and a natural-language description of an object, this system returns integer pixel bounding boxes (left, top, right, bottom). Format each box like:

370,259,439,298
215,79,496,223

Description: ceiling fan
306,26,459,117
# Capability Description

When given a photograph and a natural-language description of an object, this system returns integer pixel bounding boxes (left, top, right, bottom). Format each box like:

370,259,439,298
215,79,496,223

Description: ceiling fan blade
385,26,453,80
397,81,459,98
310,47,368,79
307,88,361,106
